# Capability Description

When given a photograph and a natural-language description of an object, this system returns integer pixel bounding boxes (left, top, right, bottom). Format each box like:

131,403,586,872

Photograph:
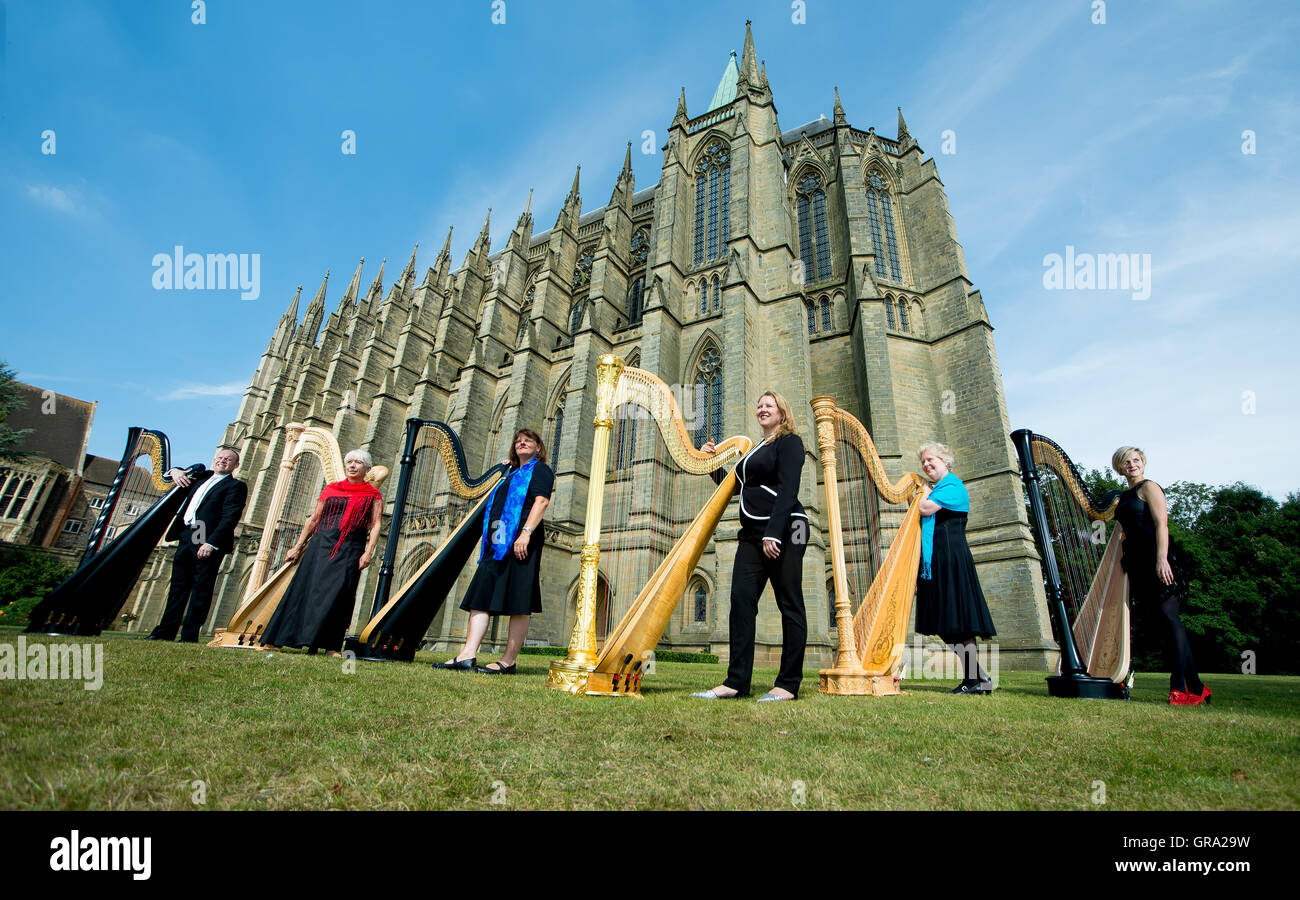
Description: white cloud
26,184,91,217
161,381,246,401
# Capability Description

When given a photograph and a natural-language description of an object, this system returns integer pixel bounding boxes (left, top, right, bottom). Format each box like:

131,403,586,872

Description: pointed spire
478,208,492,245
340,257,364,311
621,141,633,179
739,19,760,86
674,87,688,124
364,258,386,312
437,226,453,266
297,270,329,344
610,141,635,208
397,243,418,295
283,285,302,323
759,60,769,90
524,187,533,217
833,86,846,125
709,50,740,110
565,165,581,209
897,106,911,143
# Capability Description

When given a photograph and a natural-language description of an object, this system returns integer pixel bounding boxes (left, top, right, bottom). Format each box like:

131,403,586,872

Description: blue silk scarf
920,472,970,580
480,458,539,562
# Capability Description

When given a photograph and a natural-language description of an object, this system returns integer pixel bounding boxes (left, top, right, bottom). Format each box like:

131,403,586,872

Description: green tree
0,361,33,461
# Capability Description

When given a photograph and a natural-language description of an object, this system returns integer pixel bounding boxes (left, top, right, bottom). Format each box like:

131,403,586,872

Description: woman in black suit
694,391,809,701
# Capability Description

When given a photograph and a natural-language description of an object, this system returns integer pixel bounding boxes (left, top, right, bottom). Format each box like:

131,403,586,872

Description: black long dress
915,507,996,640
459,462,554,616
261,494,373,652
1114,480,1202,693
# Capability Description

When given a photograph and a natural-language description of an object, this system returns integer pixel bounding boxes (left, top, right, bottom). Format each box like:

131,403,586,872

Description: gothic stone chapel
126,24,1054,670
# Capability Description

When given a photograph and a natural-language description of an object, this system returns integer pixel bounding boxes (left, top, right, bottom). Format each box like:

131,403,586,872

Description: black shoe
431,657,475,671
146,635,172,641
474,661,517,675
951,680,992,694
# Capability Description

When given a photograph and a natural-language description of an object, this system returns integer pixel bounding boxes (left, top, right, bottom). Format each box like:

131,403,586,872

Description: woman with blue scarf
915,442,996,694
431,429,553,674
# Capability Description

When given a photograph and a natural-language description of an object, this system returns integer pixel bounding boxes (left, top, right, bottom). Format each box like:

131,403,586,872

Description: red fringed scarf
319,479,382,559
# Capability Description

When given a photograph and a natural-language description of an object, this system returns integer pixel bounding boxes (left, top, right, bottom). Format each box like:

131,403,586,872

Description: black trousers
152,528,225,642
723,534,808,696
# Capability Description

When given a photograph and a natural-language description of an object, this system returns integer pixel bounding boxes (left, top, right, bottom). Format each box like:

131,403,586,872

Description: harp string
101,433,168,548
392,425,459,589
267,452,323,572
600,401,712,648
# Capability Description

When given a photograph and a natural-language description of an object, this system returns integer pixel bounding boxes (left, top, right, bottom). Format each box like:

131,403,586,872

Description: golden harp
208,423,388,649
811,398,926,696
547,355,751,696
1012,429,1129,699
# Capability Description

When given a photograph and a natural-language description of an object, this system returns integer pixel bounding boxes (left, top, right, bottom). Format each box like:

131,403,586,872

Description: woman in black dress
693,391,809,702
261,449,383,656
1112,446,1209,706
914,442,997,694
431,429,553,675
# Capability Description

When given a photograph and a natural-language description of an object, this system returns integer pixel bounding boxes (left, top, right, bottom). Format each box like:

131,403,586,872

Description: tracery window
866,172,902,281
796,174,832,284
693,141,731,265
630,228,650,269
692,344,724,448
627,276,644,325
572,244,596,290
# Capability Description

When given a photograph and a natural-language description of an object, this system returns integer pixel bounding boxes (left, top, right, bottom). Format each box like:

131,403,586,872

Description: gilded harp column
243,422,305,603
548,354,626,692
812,397,873,694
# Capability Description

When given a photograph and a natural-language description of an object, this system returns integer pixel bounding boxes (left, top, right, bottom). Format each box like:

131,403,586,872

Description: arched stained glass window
885,296,896,330
711,277,721,312
806,301,817,335
820,296,832,331
898,298,909,333
694,141,730,265
698,281,708,315
867,173,902,281
627,277,644,325
693,344,723,448
550,389,566,471
694,582,707,623
796,174,831,284
569,298,587,335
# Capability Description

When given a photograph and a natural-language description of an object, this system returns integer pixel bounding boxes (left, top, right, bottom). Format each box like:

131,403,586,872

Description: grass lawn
1,628,1296,810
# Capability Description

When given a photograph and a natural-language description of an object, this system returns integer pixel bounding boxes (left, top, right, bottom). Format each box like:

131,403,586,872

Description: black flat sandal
431,657,476,671
475,661,517,675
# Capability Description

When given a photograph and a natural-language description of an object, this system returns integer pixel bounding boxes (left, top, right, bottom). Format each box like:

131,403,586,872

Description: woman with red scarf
261,449,383,656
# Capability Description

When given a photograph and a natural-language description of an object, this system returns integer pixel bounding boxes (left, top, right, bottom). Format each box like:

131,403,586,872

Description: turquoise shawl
920,472,970,580
480,458,539,562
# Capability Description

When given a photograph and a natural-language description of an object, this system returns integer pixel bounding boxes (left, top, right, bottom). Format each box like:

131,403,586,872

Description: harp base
341,637,411,663
1046,674,1130,700
583,671,646,698
818,669,901,697
547,658,596,694
207,628,268,649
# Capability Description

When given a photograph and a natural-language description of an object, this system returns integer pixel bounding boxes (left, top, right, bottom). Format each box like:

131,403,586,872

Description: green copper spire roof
707,50,739,111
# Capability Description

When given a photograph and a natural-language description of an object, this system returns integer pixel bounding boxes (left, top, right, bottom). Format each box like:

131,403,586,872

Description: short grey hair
918,441,955,471
344,449,373,468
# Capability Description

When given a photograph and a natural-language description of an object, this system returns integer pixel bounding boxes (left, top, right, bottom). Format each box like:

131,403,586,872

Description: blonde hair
918,441,955,471
759,390,797,439
1111,446,1145,476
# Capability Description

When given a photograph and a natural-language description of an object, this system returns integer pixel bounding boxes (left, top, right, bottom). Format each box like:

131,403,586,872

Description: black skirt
914,509,996,640
261,497,367,651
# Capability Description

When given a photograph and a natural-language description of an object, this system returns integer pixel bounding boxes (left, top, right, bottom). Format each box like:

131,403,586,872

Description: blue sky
3,0,1298,498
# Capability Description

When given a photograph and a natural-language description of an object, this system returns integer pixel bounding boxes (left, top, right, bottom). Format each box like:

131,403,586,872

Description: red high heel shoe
1168,689,1190,705
1186,684,1212,706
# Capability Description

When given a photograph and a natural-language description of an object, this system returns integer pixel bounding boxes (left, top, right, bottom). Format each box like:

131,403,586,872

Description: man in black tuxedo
149,445,248,642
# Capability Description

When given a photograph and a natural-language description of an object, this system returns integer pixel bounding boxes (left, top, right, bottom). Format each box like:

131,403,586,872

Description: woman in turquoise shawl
431,429,553,675
916,442,997,694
